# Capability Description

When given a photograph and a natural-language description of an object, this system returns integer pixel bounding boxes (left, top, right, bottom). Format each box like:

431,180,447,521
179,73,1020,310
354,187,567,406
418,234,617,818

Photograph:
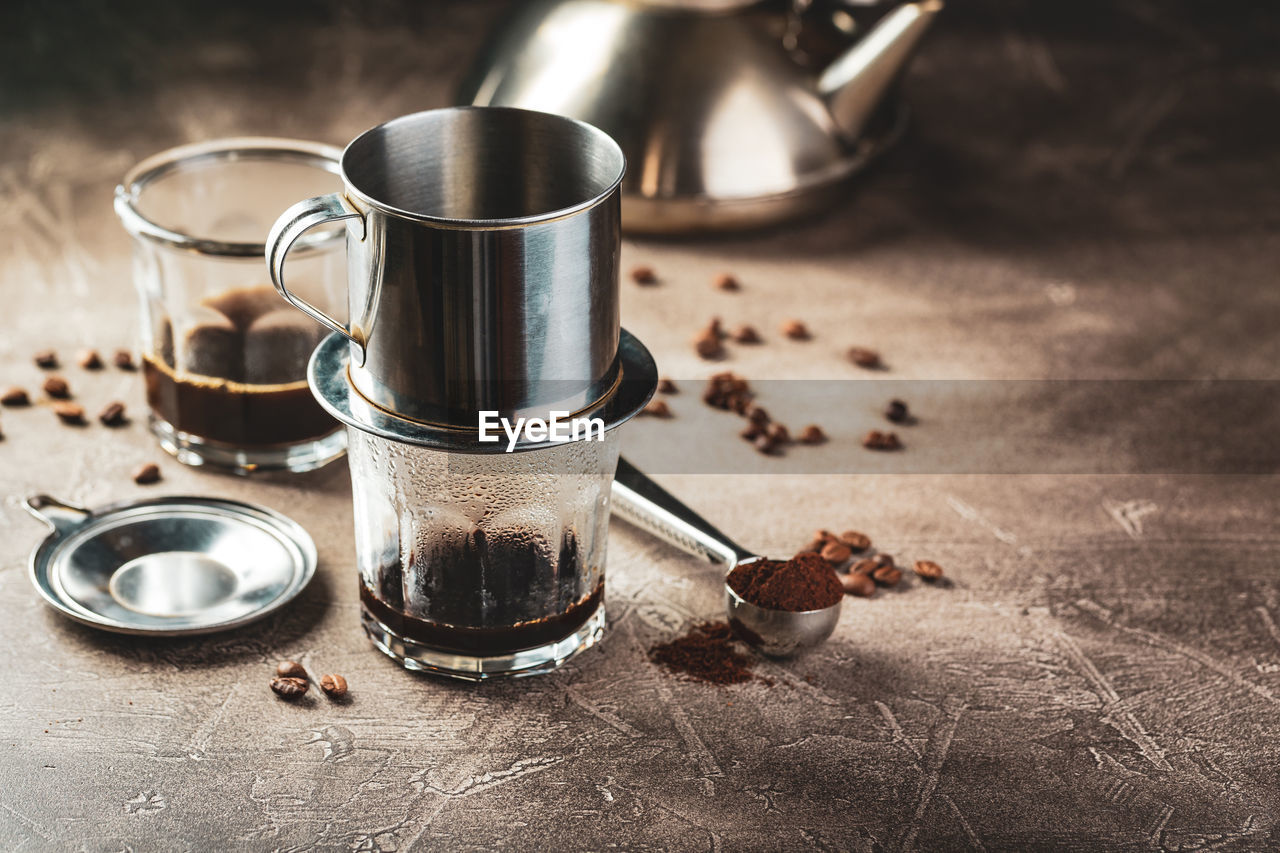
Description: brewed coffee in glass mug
115,138,348,473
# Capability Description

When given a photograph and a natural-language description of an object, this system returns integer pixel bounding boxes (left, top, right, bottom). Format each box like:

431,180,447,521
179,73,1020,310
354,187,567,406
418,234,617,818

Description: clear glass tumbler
114,138,347,473
348,427,621,680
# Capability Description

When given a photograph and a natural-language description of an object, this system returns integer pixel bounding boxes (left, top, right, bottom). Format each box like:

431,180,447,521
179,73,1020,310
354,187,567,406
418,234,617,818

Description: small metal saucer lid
24,494,317,636
308,328,659,453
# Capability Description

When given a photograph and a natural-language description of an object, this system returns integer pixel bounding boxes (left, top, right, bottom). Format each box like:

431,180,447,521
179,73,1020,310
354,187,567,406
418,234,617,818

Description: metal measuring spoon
611,458,841,657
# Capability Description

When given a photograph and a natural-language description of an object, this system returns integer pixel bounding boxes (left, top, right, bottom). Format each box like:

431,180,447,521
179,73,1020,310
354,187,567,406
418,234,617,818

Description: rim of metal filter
308,329,659,453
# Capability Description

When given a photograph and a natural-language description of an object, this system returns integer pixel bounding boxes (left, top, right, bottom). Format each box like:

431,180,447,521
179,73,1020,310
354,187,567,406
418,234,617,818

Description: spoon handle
610,457,757,567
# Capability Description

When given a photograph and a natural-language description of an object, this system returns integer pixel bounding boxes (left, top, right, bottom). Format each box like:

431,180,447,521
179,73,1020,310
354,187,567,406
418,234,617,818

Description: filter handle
267,192,367,364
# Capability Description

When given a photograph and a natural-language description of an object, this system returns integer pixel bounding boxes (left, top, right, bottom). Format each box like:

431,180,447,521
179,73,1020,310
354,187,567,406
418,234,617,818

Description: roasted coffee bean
820,541,852,564
132,462,161,485
112,349,136,370
319,674,348,697
838,530,871,551
97,401,127,427
767,423,789,443
814,529,836,544
713,272,740,291
694,334,724,360
42,376,70,399
753,433,780,455
703,372,752,411
872,566,903,586
731,325,761,344
642,399,672,417
862,430,902,451
914,560,944,581
847,346,881,369
797,538,826,555
269,677,309,700
746,404,770,425
885,399,909,423
781,319,810,340
52,402,85,425
740,421,765,441
851,558,879,575
34,350,57,369
1,387,29,407
657,377,678,394
630,265,658,285
77,349,103,370
841,572,876,597
874,553,895,568
798,424,826,444
731,395,751,415
276,660,308,679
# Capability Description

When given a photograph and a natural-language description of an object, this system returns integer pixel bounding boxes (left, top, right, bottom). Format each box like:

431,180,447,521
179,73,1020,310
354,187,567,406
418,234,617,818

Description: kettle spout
817,0,943,142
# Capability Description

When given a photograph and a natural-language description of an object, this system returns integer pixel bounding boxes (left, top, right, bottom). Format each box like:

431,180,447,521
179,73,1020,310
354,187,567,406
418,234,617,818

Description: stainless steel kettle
458,0,942,233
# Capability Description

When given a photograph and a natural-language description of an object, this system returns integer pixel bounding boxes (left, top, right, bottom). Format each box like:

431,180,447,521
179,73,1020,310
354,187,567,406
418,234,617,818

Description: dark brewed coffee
360,526,602,655
144,284,337,446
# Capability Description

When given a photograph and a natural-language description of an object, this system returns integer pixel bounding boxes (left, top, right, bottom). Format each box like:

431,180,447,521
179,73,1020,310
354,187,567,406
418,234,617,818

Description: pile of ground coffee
727,554,843,611
648,621,759,685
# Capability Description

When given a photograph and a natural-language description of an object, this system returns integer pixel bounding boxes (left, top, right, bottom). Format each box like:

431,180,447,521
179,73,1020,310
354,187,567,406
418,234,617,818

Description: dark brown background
1,1,1278,850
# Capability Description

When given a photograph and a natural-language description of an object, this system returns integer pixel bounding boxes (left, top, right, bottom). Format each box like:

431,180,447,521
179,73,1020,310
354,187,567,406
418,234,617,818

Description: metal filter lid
24,494,317,636
308,328,659,453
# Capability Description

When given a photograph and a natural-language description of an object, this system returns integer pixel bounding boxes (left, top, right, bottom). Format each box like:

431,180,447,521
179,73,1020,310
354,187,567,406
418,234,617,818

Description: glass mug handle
266,192,367,363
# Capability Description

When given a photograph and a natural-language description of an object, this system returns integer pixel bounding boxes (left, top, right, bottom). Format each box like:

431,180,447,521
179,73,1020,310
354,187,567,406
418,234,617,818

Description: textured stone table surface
2,1,1278,850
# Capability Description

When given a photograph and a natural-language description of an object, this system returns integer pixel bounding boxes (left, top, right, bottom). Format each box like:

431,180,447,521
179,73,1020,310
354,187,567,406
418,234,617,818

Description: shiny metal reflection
24,495,316,636
459,0,941,232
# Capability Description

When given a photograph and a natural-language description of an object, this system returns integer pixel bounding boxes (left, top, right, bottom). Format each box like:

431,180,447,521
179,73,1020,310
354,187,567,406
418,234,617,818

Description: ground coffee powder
727,554,843,611
648,621,759,685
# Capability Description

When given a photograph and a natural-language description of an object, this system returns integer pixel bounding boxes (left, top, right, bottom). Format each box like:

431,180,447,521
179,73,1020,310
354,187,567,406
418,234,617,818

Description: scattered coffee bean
77,349,103,370
798,424,826,444
874,553,895,568
862,430,902,451
34,350,57,369
112,349,136,370
731,395,752,415
872,566,903,586
1,387,30,407
713,272,740,291
97,401,127,427
814,529,836,544
767,423,790,444
753,432,780,455
42,376,70,399
642,399,672,417
269,677,309,700
847,346,881,369
703,372,752,411
914,560,944,581
731,325,761,344
781,319,810,340
820,541,852,564
657,377,678,394
841,572,876,597
630,265,658,285
851,558,878,575
740,421,765,441
320,674,348,697
797,538,826,555
276,660,308,680
132,462,161,485
886,399,909,423
694,332,725,360
746,404,770,425
52,402,85,425
838,530,871,551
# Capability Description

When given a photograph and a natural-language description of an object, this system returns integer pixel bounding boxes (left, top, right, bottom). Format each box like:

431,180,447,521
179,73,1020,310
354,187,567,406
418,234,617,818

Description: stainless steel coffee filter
269,107,627,430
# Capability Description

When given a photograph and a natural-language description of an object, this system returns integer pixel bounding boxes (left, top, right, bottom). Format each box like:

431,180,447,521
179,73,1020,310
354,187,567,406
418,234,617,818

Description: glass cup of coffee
115,139,347,473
